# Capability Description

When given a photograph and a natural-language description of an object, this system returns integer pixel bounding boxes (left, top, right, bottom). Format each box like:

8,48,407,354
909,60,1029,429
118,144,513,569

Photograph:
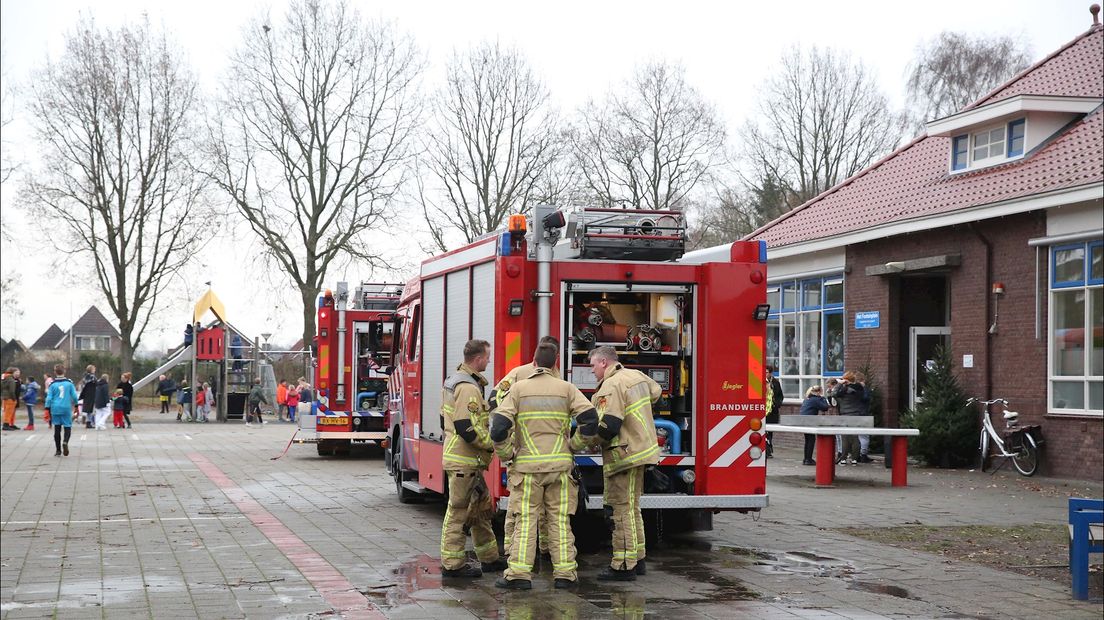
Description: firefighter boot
481,559,508,572
597,567,637,581
441,565,482,578
494,576,532,590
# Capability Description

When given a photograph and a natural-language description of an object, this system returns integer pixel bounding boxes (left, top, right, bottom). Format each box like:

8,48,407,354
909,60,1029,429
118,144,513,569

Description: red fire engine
303,283,402,456
382,206,770,530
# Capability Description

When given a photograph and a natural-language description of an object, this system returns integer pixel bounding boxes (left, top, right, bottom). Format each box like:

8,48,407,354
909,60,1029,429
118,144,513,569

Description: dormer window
948,117,1026,172
926,94,1102,174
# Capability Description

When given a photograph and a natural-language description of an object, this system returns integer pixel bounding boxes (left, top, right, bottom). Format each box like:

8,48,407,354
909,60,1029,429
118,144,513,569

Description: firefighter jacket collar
595,363,624,390
521,366,556,381
445,363,488,390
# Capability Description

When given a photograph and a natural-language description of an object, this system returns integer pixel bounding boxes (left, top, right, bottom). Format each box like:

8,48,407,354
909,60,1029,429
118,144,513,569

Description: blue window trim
951,135,969,170
822,308,845,377
1089,241,1104,286
800,278,822,311
822,278,845,309
1051,243,1087,288
1007,119,1026,157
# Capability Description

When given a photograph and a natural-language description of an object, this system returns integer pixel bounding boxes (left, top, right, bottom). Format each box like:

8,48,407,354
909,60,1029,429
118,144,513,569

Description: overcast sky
0,0,1094,353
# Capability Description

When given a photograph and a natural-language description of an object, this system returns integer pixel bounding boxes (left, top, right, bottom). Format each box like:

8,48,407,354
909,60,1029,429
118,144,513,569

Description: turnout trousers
505,470,578,582
605,465,646,571
503,470,550,557
440,471,499,570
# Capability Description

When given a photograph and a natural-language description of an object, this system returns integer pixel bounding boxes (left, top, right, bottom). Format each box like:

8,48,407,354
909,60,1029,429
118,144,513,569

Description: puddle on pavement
849,580,911,599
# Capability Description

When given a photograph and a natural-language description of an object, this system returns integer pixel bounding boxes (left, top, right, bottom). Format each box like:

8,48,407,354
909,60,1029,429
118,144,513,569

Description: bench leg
815,435,835,486
1071,525,1088,600
891,436,908,487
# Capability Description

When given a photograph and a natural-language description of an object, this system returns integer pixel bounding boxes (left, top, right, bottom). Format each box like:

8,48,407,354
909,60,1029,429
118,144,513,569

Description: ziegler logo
721,381,743,391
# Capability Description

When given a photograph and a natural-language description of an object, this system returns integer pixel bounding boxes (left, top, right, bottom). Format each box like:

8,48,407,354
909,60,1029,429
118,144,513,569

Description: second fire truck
301,283,401,456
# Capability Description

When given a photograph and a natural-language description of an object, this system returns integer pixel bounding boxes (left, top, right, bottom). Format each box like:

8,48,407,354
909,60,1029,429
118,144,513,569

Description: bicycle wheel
978,431,990,472
1011,433,1038,477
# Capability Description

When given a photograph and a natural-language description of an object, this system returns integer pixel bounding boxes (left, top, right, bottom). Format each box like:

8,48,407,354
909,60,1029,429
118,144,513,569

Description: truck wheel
393,442,419,504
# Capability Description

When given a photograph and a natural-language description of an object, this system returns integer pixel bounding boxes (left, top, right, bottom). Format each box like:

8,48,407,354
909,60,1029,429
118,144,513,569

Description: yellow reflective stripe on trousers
627,467,639,564
558,471,574,570
508,473,534,573
474,539,497,555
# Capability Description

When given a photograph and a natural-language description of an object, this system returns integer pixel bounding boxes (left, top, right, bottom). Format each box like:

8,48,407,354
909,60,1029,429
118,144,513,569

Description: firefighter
586,345,661,581
491,336,560,561
489,342,598,590
439,339,506,578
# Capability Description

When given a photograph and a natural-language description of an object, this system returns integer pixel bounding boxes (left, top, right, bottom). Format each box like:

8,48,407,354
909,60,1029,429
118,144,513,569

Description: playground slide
133,344,194,392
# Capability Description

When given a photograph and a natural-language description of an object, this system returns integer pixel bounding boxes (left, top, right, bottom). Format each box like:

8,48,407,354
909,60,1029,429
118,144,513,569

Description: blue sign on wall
855,311,880,329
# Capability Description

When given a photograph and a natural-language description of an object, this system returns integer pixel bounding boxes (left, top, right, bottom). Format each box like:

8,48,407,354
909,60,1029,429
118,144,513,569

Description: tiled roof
68,306,121,339
29,324,65,350
748,25,1104,249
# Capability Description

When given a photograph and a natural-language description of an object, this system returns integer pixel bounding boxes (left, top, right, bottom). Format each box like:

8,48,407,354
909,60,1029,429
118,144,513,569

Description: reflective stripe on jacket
492,368,593,473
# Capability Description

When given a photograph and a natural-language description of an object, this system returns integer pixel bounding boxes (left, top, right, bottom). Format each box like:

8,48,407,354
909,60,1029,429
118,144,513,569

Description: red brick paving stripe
188,452,384,620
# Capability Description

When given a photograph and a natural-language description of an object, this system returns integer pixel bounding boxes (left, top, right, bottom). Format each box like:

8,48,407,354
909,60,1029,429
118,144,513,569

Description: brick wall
833,212,1103,480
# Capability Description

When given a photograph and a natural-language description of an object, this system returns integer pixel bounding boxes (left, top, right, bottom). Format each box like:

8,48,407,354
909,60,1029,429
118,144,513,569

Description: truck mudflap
495,494,768,511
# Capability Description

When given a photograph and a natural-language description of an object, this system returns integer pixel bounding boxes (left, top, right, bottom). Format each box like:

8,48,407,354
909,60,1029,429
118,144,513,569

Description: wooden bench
764,425,920,487
1068,497,1103,600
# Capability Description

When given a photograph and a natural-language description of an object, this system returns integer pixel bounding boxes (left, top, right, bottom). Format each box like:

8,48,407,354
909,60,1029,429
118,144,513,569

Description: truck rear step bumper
495,493,768,511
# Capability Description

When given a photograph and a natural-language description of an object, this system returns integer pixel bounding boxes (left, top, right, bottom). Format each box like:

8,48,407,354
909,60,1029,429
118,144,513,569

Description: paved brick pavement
1,411,1101,619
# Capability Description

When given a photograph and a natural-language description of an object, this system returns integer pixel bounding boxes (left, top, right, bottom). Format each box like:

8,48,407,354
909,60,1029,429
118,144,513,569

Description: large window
1049,241,1103,415
75,335,111,351
767,276,845,401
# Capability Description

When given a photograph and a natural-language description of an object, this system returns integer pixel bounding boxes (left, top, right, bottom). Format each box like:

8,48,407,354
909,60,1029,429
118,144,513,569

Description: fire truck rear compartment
565,285,697,498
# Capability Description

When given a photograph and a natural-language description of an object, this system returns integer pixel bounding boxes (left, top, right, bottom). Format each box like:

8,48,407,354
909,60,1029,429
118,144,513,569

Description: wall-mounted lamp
753,304,771,321
884,261,906,273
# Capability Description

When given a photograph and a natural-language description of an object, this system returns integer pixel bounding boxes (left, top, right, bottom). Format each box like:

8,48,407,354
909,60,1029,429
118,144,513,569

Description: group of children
174,380,215,423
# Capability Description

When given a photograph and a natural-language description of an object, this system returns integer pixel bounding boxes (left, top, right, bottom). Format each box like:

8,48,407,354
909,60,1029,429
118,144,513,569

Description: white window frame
1047,239,1103,417
948,117,1027,174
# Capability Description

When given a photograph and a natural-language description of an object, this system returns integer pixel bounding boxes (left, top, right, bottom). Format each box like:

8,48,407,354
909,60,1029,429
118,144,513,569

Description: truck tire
392,436,419,504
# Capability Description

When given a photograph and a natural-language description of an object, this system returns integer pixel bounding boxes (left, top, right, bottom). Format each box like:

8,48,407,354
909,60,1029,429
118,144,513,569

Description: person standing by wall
800,385,830,465
45,364,79,456
828,371,865,465
116,372,134,429
764,365,784,458
1,367,20,430
22,376,40,431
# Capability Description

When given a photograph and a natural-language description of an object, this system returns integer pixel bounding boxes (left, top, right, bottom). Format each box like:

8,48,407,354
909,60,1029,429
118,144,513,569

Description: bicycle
967,397,1042,477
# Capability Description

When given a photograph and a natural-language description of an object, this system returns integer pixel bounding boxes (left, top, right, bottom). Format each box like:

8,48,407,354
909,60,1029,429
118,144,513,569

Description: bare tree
906,32,1032,127
688,174,796,249
23,18,207,372
206,0,422,348
571,61,726,211
419,42,561,252
742,46,903,207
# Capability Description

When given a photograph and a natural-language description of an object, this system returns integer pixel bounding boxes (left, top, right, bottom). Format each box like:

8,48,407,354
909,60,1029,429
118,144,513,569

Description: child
286,384,300,423
195,383,206,422
202,383,214,422
112,388,128,429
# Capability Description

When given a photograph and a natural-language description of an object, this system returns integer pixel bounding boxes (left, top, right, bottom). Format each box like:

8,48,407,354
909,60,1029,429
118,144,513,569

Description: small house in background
25,306,123,360
0,338,28,369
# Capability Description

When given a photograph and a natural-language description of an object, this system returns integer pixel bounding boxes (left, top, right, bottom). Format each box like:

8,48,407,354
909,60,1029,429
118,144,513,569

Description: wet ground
1,413,1101,619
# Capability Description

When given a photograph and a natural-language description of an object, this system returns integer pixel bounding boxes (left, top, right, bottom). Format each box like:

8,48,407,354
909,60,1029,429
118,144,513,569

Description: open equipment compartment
564,282,697,494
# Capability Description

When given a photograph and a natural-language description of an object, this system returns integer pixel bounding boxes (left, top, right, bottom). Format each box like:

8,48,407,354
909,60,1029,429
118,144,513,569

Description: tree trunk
119,334,134,374
301,287,317,358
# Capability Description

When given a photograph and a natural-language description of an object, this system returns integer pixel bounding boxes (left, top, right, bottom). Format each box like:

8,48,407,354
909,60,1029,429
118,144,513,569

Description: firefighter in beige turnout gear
490,343,598,589
490,336,560,560
439,339,507,578
584,346,662,581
